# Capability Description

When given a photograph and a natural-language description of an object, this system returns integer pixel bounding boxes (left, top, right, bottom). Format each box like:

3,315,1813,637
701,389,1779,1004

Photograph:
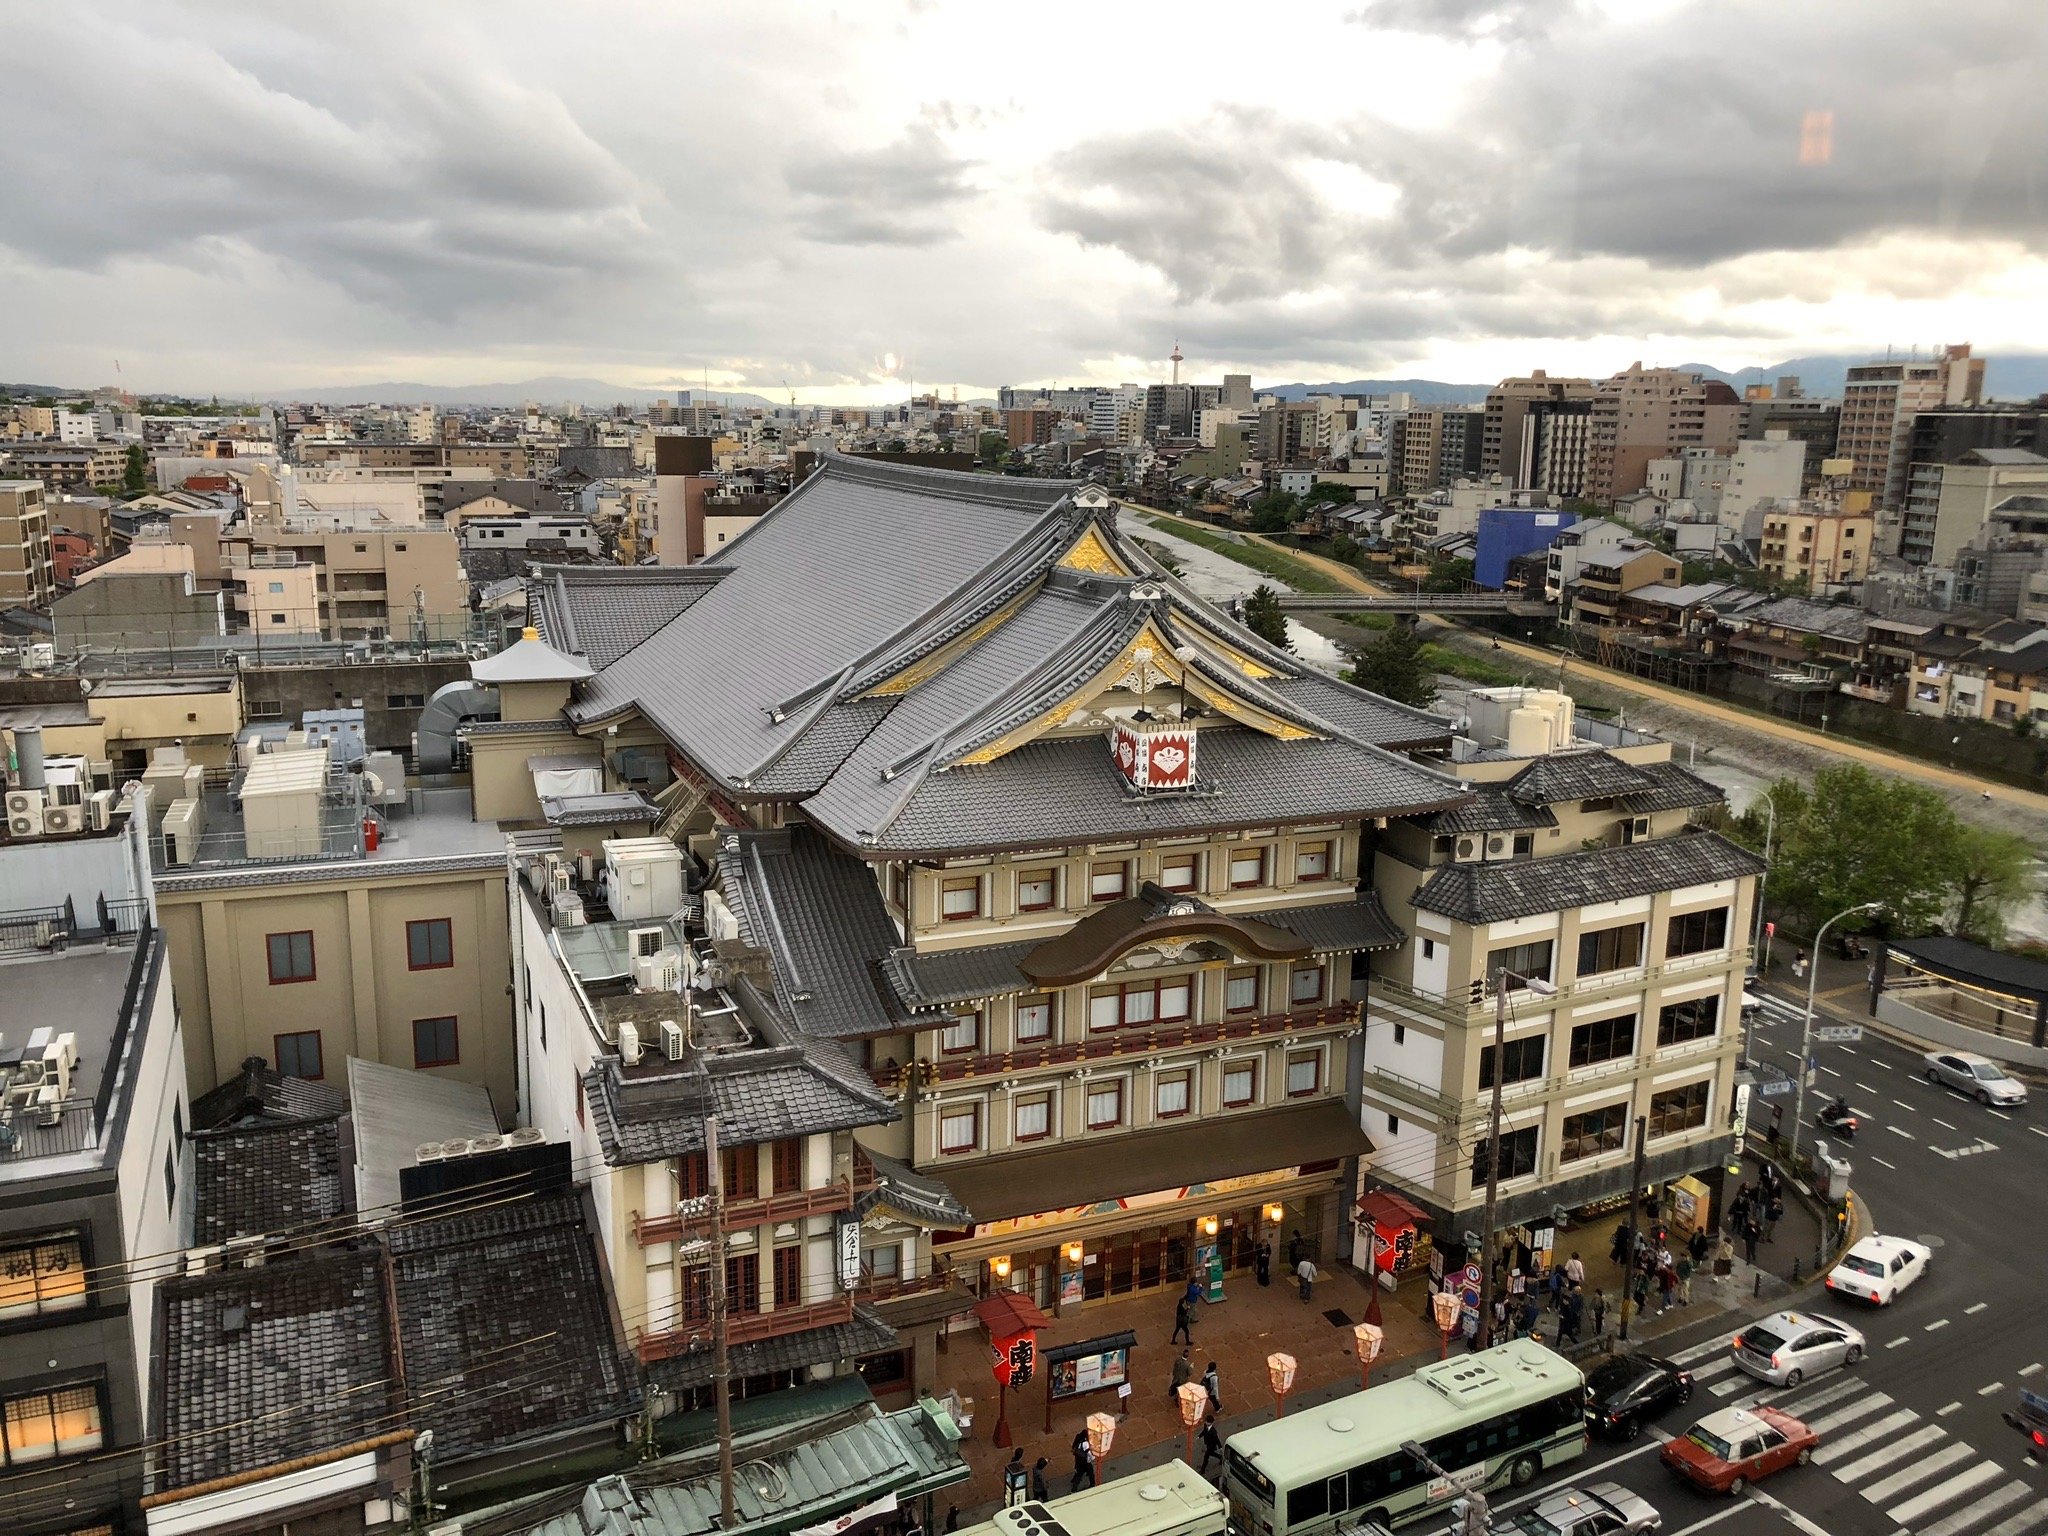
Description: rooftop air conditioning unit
6,788,45,820
506,1126,546,1149
660,1019,687,1061
415,1142,450,1164
41,805,80,837
551,864,573,897
1485,835,1508,858
629,926,665,960
576,851,597,884
618,1021,643,1066
1453,835,1481,864
553,892,586,928
467,1135,510,1155
85,790,114,832
636,949,683,992
8,813,40,841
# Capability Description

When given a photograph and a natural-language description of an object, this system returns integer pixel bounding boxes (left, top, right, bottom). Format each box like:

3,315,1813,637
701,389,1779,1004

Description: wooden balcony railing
633,1180,859,1248
870,1001,1358,1090
636,1294,855,1363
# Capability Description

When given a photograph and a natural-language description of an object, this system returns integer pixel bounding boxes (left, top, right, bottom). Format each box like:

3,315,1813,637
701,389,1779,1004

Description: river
1131,521,1352,672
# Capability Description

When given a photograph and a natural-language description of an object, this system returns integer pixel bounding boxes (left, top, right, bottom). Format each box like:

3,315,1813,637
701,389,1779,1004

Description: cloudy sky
4,0,2045,403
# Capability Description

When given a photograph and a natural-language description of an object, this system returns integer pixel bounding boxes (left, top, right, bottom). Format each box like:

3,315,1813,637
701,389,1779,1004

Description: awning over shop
1356,1189,1430,1228
937,1098,1369,1225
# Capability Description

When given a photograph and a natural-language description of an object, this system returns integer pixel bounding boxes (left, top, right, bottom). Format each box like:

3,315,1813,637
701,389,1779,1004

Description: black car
1584,1353,1693,1440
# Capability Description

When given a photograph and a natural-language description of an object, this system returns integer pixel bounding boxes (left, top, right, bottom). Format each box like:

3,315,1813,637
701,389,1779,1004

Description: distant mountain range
1270,353,2048,405
260,376,778,410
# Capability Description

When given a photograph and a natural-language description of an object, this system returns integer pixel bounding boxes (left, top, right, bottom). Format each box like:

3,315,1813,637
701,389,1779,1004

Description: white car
1825,1234,1931,1306
1732,1310,1867,1387
1921,1050,2028,1107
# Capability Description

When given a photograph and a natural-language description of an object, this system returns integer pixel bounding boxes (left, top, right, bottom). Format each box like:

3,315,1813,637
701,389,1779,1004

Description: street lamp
1175,1381,1209,1464
1747,788,1777,971
1476,967,1557,1350
1084,1412,1117,1486
1267,1352,1298,1419
1790,902,1882,1169
1431,1287,1462,1358
1352,1322,1384,1390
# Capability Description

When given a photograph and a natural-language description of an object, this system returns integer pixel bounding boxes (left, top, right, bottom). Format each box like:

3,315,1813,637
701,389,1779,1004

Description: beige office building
1839,344,1983,510
1,478,56,608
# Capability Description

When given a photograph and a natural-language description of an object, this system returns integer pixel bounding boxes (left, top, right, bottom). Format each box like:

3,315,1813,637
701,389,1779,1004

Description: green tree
1346,621,1436,708
1249,491,1298,533
1302,480,1357,508
1420,556,1474,593
1758,764,1963,936
1241,584,1292,651
122,444,147,495
977,431,1008,465
1947,824,2038,946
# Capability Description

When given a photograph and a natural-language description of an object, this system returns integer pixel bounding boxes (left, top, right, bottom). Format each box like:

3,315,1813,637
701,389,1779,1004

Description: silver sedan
1922,1050,2028,1107
1509,1482,1662,1536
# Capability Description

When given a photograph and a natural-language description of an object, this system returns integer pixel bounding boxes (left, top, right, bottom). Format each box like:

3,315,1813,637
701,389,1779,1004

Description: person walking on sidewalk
1297,1255,1316,1303
1742,1214,1761,1266
1172,1292,1195,1346
1676,1254,1694,1306
1031,1458,1049,1503
1564,1252,1584,1290
1764,1192,1784,1243
1688,1228,1709,1267
1170,1347,1193,1403
1592,1290,1608,1339
1198,1415,1223,1479
1255,1238,1272,1288
1202,1361,1221,1415
1070,1430,1095,1493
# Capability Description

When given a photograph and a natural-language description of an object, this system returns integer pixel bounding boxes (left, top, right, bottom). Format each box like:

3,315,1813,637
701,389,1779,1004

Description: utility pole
1617,1116,1647,1342
706,1114,735,1529
1474,970,1510,1351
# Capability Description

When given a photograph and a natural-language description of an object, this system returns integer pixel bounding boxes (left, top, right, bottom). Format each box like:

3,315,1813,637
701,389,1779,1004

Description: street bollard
1791,1258,1801,1284
1753,1272,1762,1299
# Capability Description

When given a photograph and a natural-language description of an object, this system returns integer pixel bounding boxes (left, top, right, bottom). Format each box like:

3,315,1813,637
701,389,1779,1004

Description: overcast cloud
2,0,2044,402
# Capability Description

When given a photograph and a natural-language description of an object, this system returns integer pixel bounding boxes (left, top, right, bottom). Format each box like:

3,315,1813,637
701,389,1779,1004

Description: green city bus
962,1460,1226,1536
1223,1339,1587,1534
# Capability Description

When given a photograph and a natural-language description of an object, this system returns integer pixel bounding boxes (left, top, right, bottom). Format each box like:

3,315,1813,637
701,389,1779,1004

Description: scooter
1819,1100,1858,1140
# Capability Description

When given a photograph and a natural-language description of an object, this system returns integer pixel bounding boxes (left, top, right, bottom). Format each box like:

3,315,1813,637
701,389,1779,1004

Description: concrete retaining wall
1875,986,2048,1069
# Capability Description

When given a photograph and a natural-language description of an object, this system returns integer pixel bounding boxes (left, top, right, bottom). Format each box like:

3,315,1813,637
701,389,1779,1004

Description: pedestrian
1592,1290,1608,1338
1492,1296,1509,1337
1170,1347,1193,1403
1297,1254,1316,1303
1520,1296,1541,1339
1564,1251,1585,1289
1202,1360,1221,1414
1765,1193,1784,1243
1198,1415,1223,1478
1632,1271,1649,1314
1688,1228,1709,1267
1254,1239,1272,1288
1676,1255,1694,1306
1545,1264,1564,1311
945,1509,959,1534
1560,1289,1583,1344
1171,1292,1194,1346
1794,949,1807,980
1286,1229,1304,1270
1004,1449,1029,1507
1610,1222,1630,1266
1031,1458,1050,1503
1070,1430,1094,1493
1657,1265,1676,1313
1742,1216,1760,1266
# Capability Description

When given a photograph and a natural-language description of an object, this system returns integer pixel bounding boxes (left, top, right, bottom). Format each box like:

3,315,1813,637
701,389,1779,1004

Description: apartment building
1758,502,1874,593
516,460,1470,1339
1,444,125,494
1,479,56,609
1526,398,1595,499
1839,344,1983,510
1482,373,1597,485
1743,395,1842,491
1393,407,1483,498
0,811,187,1536
1898,448,2048,567
1955,496,2048,616
1585,365,1745,505
1362,690,1758,1263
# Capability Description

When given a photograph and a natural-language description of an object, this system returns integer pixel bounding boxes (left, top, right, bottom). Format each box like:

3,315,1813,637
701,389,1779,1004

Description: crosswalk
1668,1328,2045,1535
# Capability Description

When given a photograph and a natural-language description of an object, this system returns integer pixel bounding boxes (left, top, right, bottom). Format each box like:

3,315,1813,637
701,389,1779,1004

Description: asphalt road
1414,994,2046,1536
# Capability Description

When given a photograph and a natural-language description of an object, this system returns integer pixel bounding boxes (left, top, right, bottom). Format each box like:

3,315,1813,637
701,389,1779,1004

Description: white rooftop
471,627,593,684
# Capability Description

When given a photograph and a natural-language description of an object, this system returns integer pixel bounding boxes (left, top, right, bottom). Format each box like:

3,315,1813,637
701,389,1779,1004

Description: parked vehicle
1825,1234,1931,1307
1731,1310,1866,1387
1921,1050,2028,1107
1661,1406,1817,1496
1583,1354,1694,1441
1508,1482,1662,1535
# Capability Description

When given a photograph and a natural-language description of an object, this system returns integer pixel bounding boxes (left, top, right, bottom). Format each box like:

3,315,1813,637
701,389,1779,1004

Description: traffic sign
1756,1078,1796,1097
1462,1263,1482,1288
1815,1024,1864,1043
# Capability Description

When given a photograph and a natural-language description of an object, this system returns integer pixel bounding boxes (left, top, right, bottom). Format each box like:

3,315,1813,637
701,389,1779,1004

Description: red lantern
990,1329,1036,1387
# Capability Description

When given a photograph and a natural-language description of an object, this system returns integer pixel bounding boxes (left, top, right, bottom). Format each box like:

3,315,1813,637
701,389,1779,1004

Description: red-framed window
266,930,315,985
940,1104,979,1154
1225,967,1260,1015
1014,1093,1053,1142
274,1030,323,1080
940,1009,981,1054
1222,1060,1258,1107
1290,963,1325,1006
406,918,454,970
1086,1080,1124,1130
411,1016,459,1069
1016,869,1056,912
940,876,982,921
771,1138,804,1194
1286,1050,1322,1098
1088,861,1128,903
1155,1071,1193,1119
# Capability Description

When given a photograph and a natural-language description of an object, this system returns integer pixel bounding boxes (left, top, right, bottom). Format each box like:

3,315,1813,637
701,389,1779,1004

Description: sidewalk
932,1260,1435,1518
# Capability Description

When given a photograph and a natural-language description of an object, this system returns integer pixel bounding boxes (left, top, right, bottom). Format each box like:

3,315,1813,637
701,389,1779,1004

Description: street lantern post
1475,966,1556,1350
1790,902,1883,1170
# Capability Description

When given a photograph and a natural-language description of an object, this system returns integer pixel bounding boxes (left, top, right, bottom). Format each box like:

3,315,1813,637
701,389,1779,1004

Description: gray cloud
786,126,977,247
1342,0,1577,44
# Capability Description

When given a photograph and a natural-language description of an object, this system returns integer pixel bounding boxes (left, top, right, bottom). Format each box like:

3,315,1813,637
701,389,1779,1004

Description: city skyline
3,0,2045,405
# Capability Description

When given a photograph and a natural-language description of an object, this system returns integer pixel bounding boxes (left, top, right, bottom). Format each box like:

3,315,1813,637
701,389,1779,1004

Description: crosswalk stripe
1813,1408,1921,1467
1709,1377,1746,1397
1980,1502,2048,1536
1804,1392,1896,1436
1920,1481,2038,1536
1827,1421,1943,1480
1671,1333,1739,1367
1860,1441,1975,1502
1689,1353,1740,1382
2021,1362,2043,1376
1886,1460,2006,1526
1773,1377,1865,1418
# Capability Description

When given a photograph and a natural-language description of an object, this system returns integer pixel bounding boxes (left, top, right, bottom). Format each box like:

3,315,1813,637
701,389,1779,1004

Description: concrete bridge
1242,590,1556,618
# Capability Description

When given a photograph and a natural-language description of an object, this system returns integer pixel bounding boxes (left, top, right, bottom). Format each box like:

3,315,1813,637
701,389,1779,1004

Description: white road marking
1709,1377,1745,1397
1804,1392,1896,1435
1981,1380,2007,1395
1814,1408,1923,1467
1819,1065,1842,1077
2031,1125,2048,1139
1933,1116,1958,1130
1925,1317,1950,1331
1664,1506,1751,1536
1690,1353,1740,1381
1888,1124,1915,1139
1938,1400,1962,1416
1873,1058,1893,1069
1967,1301,1990,1314
1871,1155,1897,1169
1886,1335,1913,1349
1744,1485,1837,1536
2021,1362,2044,1376
1773,1377,1865,1417
1857,1080,1879,1092
1987,1108,2013,1119
1671,1332,1741,1367
1862,1442,1977,1502
1921,1482,2039,1536
1981,1503,2048,1536
1835,1423,1948,1483
1887,1460,2005,1525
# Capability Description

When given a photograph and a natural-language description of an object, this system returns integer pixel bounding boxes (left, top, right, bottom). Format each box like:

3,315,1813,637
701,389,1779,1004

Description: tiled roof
156,1252,396,1491
855,1145,972,1226
645,1305,899,1394
717,826,913,1039
530,564,729,670
191,1119,346,1245
189,1058,347,1131
1264,892,1405,953
1618,760,1728,815
1740,595,1871,641
386,1193,638,1461
1429,791,1559,835
1505,751,1656,807
1412,830,1765,926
